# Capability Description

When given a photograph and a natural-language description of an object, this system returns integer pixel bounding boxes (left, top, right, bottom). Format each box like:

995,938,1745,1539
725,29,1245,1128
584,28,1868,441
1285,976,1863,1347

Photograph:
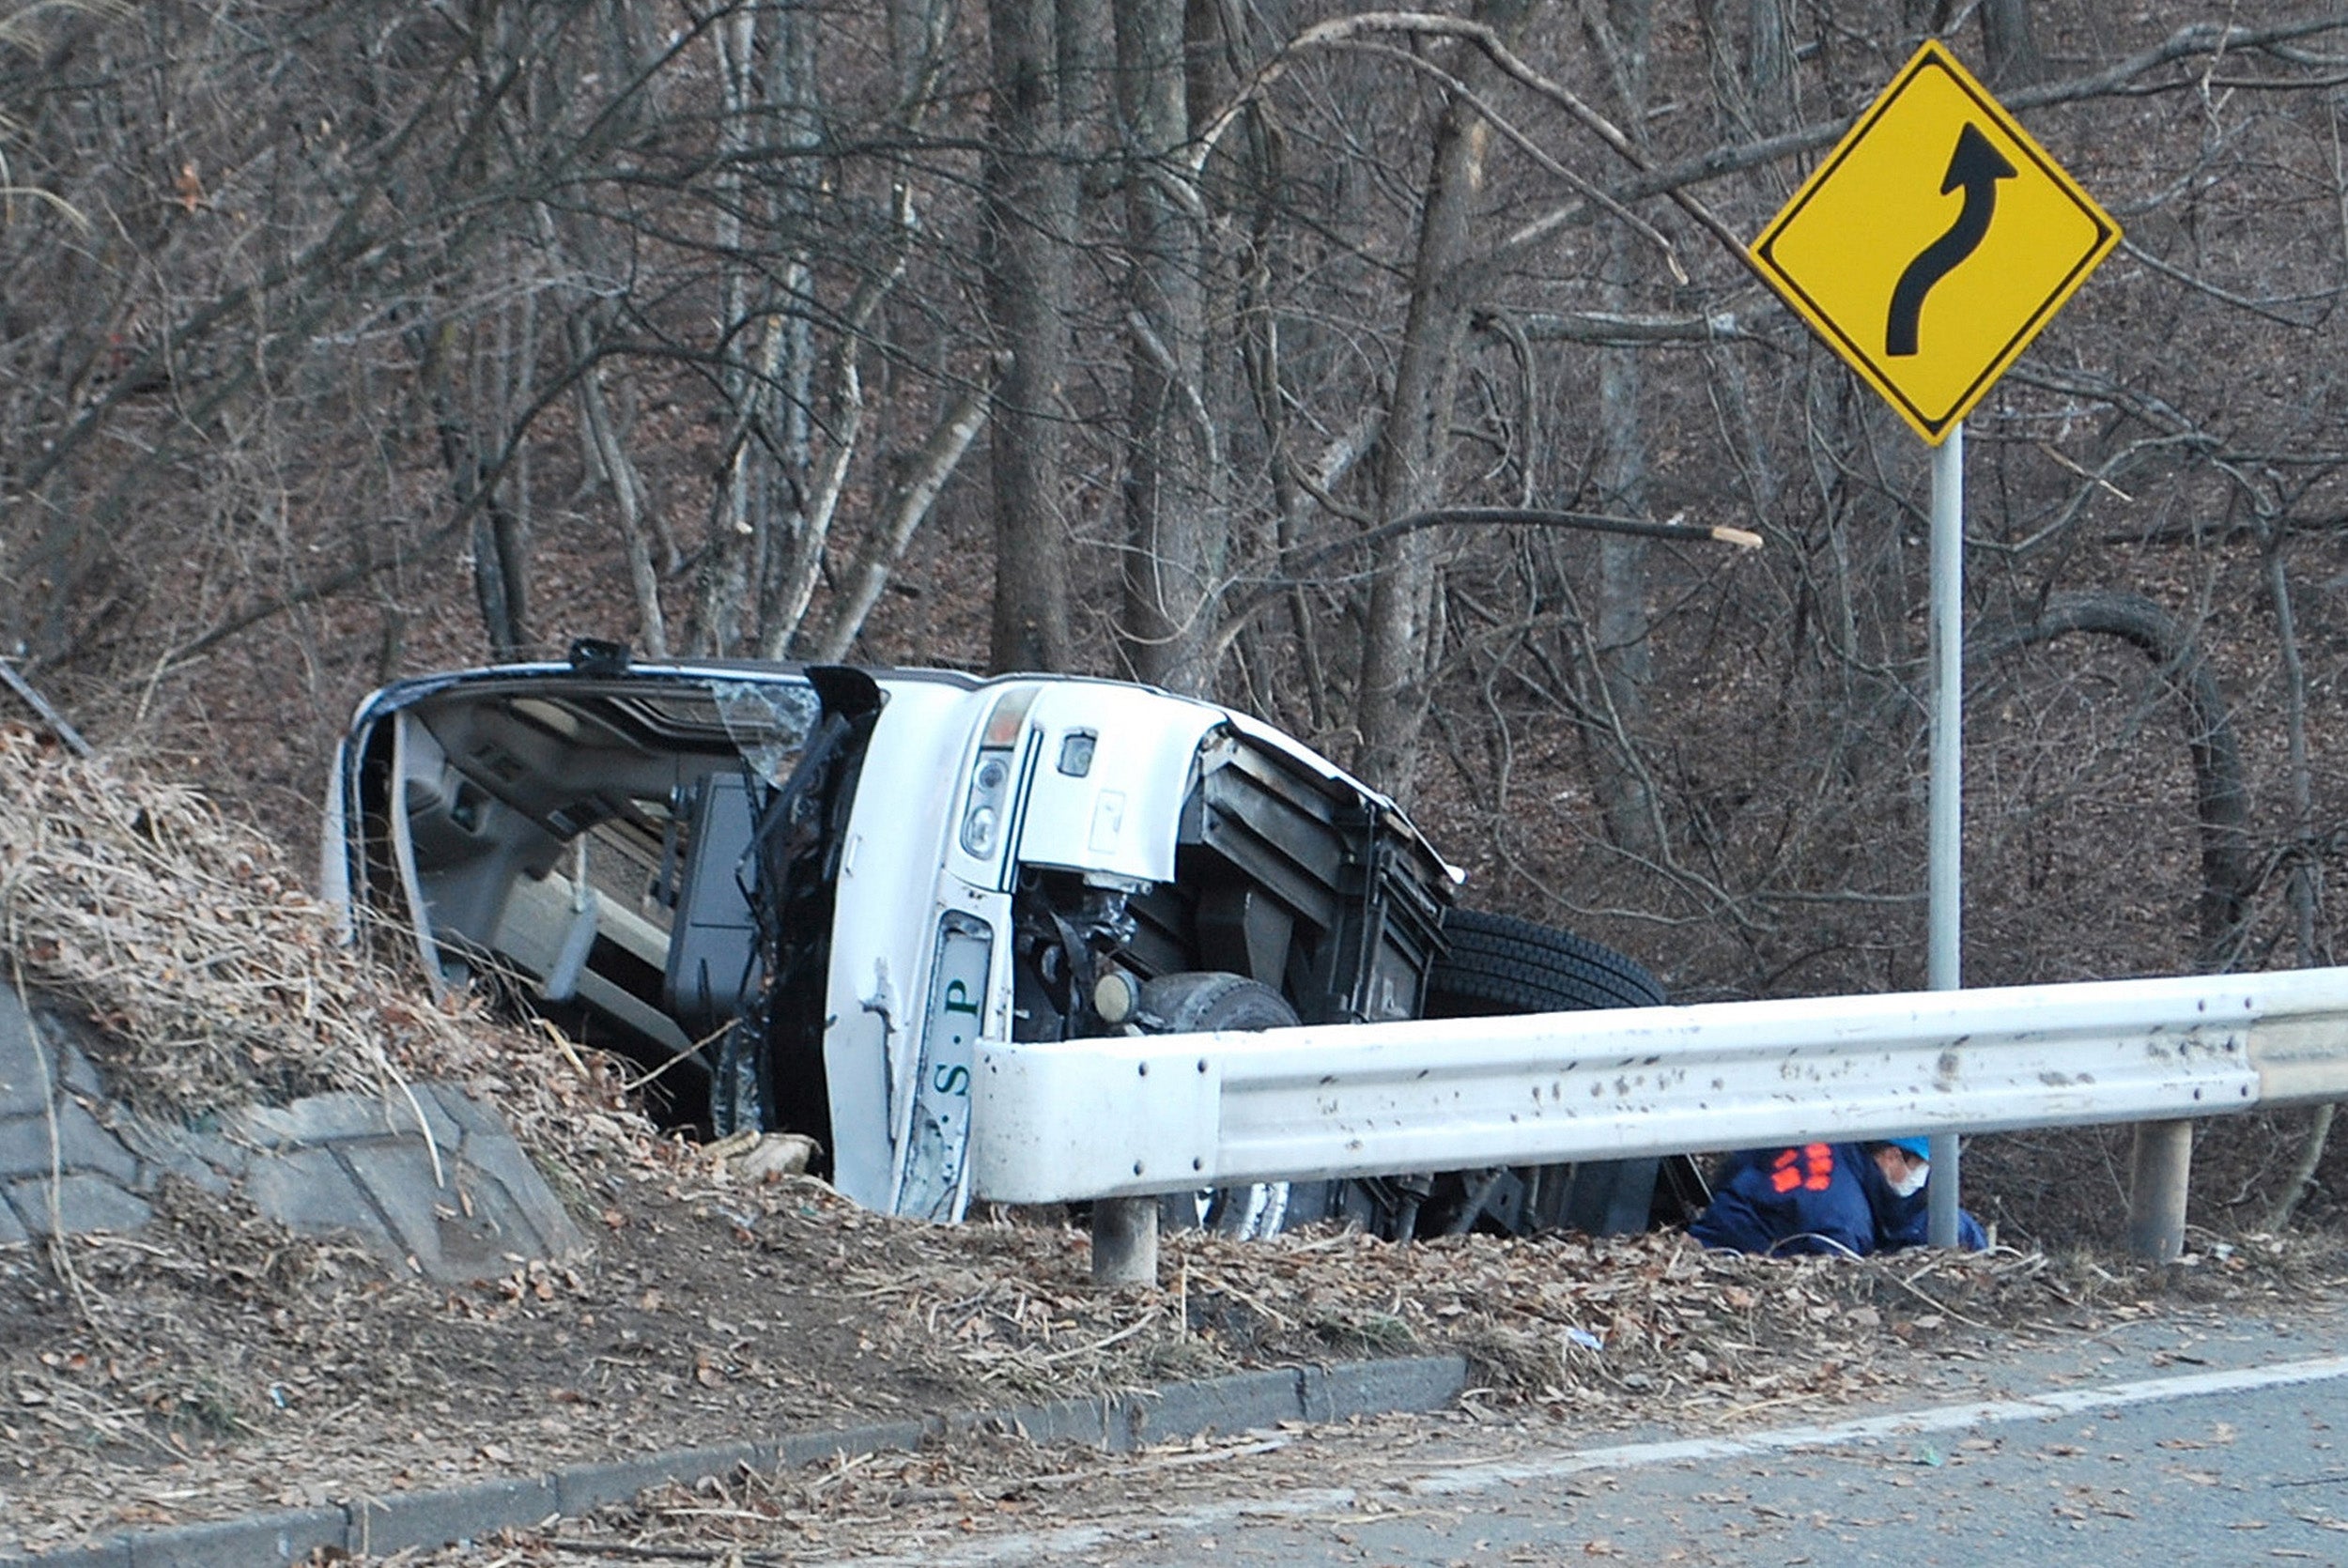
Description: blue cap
1886,1136,1931,1161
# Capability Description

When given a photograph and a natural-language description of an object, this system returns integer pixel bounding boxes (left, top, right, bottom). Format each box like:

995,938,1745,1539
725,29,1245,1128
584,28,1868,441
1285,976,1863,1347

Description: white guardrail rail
967,968,2348,1205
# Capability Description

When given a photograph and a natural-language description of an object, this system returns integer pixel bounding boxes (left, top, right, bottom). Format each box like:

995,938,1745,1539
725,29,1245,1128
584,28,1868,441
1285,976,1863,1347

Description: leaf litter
2,725,2345,1560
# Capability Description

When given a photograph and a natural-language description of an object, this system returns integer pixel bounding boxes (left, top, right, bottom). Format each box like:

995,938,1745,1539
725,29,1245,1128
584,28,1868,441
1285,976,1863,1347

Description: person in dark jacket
1688,1136,1986,1257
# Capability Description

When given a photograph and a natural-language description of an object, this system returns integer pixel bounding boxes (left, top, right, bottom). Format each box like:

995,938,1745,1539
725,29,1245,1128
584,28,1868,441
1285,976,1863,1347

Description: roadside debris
0,724,642,1165
4,722,2344,1562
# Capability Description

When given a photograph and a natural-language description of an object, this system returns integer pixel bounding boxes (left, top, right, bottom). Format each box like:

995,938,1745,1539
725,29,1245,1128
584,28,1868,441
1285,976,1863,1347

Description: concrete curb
1,1354,1469,1566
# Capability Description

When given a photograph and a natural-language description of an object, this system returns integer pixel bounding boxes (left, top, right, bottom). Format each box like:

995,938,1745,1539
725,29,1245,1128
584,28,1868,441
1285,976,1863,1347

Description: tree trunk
1589,230,1659,856
804,371,996,663
687,4,767,658
981,0,1087,675
1747,0,1795,133
420,315,527,660
1354,0,1535,794
2261,536,2333,1231
762,359,864,654
1114,0,1221,697
1585,0,1661,857
1981,0,2047,88
568,313,670,658
752,0,824,658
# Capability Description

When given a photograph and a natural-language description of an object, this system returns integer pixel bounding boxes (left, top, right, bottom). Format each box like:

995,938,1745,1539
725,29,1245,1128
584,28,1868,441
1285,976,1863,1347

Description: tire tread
1427,909,1665,1014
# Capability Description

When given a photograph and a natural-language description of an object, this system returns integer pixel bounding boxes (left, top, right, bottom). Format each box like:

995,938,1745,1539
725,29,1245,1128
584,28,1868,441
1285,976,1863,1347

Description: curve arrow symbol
1885,123,2016,357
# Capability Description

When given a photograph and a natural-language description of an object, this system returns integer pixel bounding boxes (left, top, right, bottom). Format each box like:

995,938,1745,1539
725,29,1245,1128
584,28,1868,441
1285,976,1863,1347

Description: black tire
1420,910,1685,1237
1425,908,1665,1016
1140,971,1301,1034
1139,973,1322,1238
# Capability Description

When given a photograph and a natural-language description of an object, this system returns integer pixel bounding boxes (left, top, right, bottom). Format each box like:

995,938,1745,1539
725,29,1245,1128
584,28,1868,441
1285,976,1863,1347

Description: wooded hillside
3,0,2344,1047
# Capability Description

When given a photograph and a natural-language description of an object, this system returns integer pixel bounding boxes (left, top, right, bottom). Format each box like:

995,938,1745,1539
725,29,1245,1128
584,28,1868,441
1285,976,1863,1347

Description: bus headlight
960,751,1012,855
959,685,1037,860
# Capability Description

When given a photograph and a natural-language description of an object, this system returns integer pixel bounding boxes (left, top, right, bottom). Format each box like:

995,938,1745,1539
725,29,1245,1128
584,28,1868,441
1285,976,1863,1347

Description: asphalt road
780,1299,2348,1568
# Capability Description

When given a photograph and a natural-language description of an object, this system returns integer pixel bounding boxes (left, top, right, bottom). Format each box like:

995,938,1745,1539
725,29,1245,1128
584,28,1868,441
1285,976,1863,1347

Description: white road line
805,1353,2348,1568
1407,1352,2348,1494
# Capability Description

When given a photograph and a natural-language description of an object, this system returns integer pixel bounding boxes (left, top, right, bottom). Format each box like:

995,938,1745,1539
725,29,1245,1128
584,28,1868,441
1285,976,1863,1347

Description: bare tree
1353,0,1539,794
982,0,1089,675
12,3,2348,1196
1113,0,1222,696
1981,0,2048,87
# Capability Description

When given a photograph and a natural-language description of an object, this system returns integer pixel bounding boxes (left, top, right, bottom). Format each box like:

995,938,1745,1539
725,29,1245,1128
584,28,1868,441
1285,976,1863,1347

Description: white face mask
1889,1163,1928,1199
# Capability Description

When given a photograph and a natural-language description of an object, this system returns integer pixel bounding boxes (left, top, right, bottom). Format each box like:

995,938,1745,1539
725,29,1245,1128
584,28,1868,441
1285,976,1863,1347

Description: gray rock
112,1116,244,1196
385,1084,467,1150
336,1140,516,1281
982,1393,1117,1449
227,1096,396,1150
776,1420,926,1468
120,1507,345,1567
0,1539,132,1568
1300,1353,1468,1423
0,1115,49,1182
421,1082,510,1143
49,1037,104,1103
0,986,49,1118
5,1175,153,1237
0,983,590,1280
239,1147,389,1253
442,1112,588,1262
347,1476,558,1560
0,1097,140,1185
1123,1367,1304,1447
553,1442,768,1518
7,1351,1473,1568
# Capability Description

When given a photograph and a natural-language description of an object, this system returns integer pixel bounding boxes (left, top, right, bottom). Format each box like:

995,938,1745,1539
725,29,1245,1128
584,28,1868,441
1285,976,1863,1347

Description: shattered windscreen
710,680,823,785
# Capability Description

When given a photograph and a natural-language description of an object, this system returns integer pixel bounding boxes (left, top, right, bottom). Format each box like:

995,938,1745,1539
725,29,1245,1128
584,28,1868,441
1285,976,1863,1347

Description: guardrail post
2125,1118,2192,1262
1091,1195,1157,1286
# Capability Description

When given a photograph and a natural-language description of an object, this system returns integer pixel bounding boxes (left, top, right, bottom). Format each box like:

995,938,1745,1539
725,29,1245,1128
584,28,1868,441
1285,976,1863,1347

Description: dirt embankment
4,726,2343,1558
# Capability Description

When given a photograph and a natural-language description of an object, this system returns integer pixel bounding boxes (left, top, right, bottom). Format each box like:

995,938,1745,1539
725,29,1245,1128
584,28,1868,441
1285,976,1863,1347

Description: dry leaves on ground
0,723,653,1156
6,725,2348,1560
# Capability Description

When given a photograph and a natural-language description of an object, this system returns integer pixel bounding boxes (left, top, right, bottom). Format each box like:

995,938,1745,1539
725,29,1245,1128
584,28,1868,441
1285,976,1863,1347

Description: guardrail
968,968,2348,1276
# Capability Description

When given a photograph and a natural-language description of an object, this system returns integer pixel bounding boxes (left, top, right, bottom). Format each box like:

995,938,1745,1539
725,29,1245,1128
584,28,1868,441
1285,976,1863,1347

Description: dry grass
0,723,647,1159
4,722,2347,1559
0,724,471,1104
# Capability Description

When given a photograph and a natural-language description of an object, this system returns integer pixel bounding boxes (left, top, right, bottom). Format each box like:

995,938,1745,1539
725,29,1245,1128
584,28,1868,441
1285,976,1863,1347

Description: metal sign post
1745,39,2122,1245
1927,420,1965,1246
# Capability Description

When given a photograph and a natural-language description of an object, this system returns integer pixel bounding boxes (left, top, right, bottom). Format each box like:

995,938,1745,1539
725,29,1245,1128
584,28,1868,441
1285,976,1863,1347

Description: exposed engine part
1010,874,1140,1042
1092,968,1141,1026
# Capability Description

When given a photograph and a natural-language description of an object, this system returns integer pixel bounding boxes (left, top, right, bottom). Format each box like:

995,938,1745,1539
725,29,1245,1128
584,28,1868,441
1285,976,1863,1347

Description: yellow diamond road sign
1749,40,2120,445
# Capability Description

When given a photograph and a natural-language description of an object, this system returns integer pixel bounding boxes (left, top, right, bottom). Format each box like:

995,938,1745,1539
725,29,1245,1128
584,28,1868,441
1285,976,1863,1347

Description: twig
546,1543,766,1563
2034,440,2137,502
10,947,117,1348
622,1025,726,1093
1192,1272,1296,1331
1887,1263,1990,1329
1036,1311,1159,1365
0,658,92,757
805,1446,879,1499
